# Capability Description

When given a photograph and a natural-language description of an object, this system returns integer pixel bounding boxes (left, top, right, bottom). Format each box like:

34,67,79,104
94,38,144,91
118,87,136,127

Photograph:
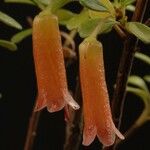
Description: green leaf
120,0,136,6
4,0,35,5
126,86,148,105
99,18,117,34
135,52,150,65
66,10,89,30
0,39,17,51
100,0,115,16
48,0,71,13
128,75,149,92
11,29,32,44
0,11,22,30
144,75,150,83
125,22,150,44
32,0,45,9
78,18,117,38
55,9,75,25
78,18,99,38
80,0,107,12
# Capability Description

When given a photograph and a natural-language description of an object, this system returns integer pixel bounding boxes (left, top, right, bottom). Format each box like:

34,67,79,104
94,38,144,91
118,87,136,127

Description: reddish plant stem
111,36,137,127
111,0,148,126
114,25,127,40
103,0,148,150
24,111,41,150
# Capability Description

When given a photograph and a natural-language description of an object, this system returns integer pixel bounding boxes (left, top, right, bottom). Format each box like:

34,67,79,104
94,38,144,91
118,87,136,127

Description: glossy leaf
11,29,32,44
0,11,22,30
128,75,149,92
125,22,150,44
80,0,107,12
4,0,35,5
0,39,17,51
55,9,75,25
135,52,150,65
144,75,150,83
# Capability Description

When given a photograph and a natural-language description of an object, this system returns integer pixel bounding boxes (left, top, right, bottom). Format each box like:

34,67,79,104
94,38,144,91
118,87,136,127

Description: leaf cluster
127,52,150,126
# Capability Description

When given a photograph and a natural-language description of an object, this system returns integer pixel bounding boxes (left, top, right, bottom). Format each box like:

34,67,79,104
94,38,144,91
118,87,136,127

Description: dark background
0,1,150,150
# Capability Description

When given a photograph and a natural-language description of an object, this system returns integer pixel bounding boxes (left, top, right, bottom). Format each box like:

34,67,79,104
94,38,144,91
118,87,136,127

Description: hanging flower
79,37,124,146
32,12,79,112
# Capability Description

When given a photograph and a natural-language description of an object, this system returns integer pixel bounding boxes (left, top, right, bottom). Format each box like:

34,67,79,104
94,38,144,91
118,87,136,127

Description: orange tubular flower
33,12,79,112
79,38,124,146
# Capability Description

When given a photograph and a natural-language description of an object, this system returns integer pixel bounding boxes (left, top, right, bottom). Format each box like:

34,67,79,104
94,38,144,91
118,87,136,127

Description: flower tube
33,12,79,112
79,37,124,146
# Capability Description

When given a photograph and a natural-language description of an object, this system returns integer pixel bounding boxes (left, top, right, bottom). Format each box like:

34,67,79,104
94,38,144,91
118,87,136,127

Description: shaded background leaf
0,11,22,29
125,22,150,44
135,52,150,65
144,75,150,83
127,86,148,104
11,29,32,44
126,5,135,12
128,75,149,92
0,39,17,51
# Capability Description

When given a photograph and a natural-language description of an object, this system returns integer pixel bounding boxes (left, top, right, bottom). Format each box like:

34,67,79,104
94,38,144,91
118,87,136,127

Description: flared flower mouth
82,119,124,146
80,38,124,146
34,91,80,113
33,14,79,113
